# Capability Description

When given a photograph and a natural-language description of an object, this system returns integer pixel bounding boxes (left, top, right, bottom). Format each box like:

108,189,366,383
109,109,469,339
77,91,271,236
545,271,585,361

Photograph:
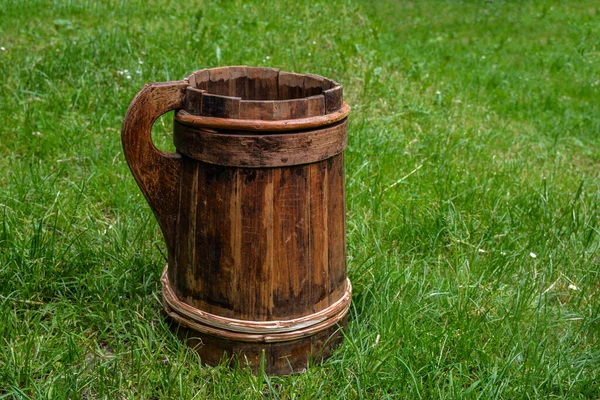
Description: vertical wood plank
201,93,240,118
236,168,273,320
227,66,248,99
272,99,308,120
188,73,197,88
327,153,347,302
193,163,238,317
172,157,199,302
323,86,343,113
272,165,311,319
231,169,242,318
185,86,204,115
278,72,305,100
305,74,332,97
309,160,330,312
306,95,326,117
239,100,275,120
207,66,231,96
194,69,210,90
247,67,279,100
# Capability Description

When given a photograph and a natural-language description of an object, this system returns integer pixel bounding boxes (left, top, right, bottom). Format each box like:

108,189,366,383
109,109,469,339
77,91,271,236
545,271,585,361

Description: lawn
1,0,599,398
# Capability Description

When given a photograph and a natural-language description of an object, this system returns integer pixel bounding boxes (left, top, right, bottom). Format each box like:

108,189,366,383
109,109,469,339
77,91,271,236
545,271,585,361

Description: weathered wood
173,316,347,375
184,86,204,115
271,164,311,318
306,95,326,117
192,69,210,90
171,156,199,302
201,93,241,118
228,66,249,98
305,74,333,97
239,100,276,120
192,163,239,317
327,154,348,303
324,85,343,113
309,159,330,312
278,72,305,100
247,67,279,100
123,67,350,375
173,119,348,168
176,102,350,133
183,67,343,118
273,98,308,119
121,81,187,256
236,168,273,320
180,67,346,130
206,66,231,95
162,268,351,333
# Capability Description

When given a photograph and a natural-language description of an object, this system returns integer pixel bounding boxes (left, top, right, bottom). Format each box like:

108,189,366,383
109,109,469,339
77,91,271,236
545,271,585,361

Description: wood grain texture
172,316,347,375
183,67,343,119
239,100,276,120
304,73,333,97
176,102,350,133
162,268,351,334
324,85,343,113
173,118,348,168
247,67,279,100
170,155,347,321
121,81,187,256
309,160,330,312
278,72,305,100
306,95,326,117
184,86,204,115
228,66,249,98
201,93,241,118
206,66,231,95
191,69,209,90
326,154,348,303
124,67,350,375
170,156,199,301
236,168,273,320
192,163,239,317
271,165,311,319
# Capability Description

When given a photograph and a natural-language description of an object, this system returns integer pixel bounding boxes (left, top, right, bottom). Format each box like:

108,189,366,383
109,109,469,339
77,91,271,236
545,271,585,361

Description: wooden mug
121,67,351,375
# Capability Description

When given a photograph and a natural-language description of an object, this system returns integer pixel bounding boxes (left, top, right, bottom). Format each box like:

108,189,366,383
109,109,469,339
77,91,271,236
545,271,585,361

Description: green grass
1,0,599,398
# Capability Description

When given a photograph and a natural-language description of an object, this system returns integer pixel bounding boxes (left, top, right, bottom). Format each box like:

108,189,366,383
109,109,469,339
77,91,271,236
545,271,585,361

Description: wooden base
169,316,347,375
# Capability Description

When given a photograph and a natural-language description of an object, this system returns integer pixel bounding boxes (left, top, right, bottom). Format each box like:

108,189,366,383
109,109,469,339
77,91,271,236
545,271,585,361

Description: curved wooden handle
121,81,188,255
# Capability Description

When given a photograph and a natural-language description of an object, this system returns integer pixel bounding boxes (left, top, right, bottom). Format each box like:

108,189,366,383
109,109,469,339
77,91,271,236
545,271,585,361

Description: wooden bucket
121,67,351,375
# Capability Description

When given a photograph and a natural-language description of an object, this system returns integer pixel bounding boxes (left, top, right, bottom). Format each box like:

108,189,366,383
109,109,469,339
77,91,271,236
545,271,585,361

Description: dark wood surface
173,119,348,168
121,81,187,256
169,153,347,321
122,67,350,375
172,316,347,375
183,66,343,120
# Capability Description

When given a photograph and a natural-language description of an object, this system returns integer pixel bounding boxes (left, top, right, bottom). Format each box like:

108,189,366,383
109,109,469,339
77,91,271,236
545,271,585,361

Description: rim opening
181,66,343,120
